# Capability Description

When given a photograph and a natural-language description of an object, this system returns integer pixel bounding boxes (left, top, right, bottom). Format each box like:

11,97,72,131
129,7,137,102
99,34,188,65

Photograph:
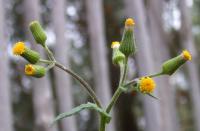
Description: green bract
21,48,40,64
29,21,47,46
119,27,136,57
25,64,46,78
161,55,186,75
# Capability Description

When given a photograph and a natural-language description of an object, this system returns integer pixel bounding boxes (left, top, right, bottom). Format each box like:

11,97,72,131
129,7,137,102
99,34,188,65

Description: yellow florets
12,42,26,55
25,64,35,75
139,77,156,93
125,18,135,26
111,41,120,48
182,50,192,61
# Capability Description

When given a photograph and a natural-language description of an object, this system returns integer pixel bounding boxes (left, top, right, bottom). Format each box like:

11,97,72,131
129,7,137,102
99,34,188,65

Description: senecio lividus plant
13,18,192,131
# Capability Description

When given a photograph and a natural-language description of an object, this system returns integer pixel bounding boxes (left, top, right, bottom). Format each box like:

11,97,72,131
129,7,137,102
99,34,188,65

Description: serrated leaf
51,102,110,125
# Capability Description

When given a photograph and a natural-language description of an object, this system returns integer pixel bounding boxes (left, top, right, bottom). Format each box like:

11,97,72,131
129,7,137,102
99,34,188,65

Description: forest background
0,0,200,131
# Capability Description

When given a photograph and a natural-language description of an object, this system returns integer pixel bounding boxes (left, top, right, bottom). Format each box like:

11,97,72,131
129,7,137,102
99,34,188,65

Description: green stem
44,45,56,61
46,63,55,70
39,59,54,64
148,72,163,78
55,62,102,108
106,87,123,113
99,115,106,131
124,72,163,87
99,58,129,131
120,57,128,84
124,79,138,87
106,58,128,113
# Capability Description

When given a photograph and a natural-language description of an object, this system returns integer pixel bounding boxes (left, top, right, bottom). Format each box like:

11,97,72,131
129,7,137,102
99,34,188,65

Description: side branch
55,62,102,108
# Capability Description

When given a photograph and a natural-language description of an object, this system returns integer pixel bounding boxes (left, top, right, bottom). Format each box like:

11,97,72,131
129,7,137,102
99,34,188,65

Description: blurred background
0,0,200,131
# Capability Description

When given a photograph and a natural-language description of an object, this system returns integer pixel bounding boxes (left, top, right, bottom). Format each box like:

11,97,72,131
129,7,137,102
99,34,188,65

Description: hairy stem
55,62,102,108
44,45,56,61
99,58,129,131
106,58,128,113
39,59,54,64
124,79,138,87
148,72,163,78
99,115,106,131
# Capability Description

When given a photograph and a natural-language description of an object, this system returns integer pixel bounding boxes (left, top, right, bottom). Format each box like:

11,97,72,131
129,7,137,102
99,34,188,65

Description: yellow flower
12,41,40,64
125,18,135,26
12,42,26,55
25,64,46,78
111,41,120,48
25,64,35,75
139,77,156,93
182,50,192,61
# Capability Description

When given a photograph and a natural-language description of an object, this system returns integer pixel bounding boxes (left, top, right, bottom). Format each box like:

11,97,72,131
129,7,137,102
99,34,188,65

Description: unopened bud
29,21,47,46
111,41,125,65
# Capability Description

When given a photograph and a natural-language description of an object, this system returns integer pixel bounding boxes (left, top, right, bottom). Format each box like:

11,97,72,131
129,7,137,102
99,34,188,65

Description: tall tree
85,0,116,130
179,0,200,130
124,0,162,131
145,0,180,131
0,0,13,131
52,0,77,131
23,1,58,131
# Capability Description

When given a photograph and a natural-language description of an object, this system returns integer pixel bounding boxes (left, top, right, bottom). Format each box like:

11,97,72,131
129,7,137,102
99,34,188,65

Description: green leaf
51,102,111,125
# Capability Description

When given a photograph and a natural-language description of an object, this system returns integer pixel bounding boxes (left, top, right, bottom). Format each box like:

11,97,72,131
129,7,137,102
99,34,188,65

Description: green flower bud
25,64,46,78
119,18,136,57
161,50,192,75
12,42,40,64
29,21,47,46
111,41,125,65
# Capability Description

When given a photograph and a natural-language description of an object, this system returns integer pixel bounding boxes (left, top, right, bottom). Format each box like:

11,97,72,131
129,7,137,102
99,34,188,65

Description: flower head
112,41,125,65
139,77,156,93
125,18,135,26
182,50,192,61
12,42,26,55
119,18,136,56
25,64,35,75
111,41,120,49
25,64,46,78
12,41,40,64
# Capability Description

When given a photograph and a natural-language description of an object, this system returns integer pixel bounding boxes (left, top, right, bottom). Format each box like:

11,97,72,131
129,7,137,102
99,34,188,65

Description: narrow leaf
52,102,110,125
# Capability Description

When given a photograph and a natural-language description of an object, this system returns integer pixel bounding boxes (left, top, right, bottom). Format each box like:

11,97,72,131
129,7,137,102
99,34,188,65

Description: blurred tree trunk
52,0,77,131
124,0,162,131
0,0,13,131
85,0,116,131
179,1,200,131
23,1,58,131
145,0,180,131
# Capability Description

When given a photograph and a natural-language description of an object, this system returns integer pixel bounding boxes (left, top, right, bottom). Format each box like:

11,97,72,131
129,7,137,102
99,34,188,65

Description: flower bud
119,18,136,57
139,77,156,94
25,64,46,78
29,21,47,46
111,41,125,65
12,42,40,64
161,50,192,75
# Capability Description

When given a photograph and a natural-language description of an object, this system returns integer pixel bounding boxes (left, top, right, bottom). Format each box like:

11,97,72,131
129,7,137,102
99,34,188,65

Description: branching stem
99,58,129,131
42,46,102,108
55,62,102,108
